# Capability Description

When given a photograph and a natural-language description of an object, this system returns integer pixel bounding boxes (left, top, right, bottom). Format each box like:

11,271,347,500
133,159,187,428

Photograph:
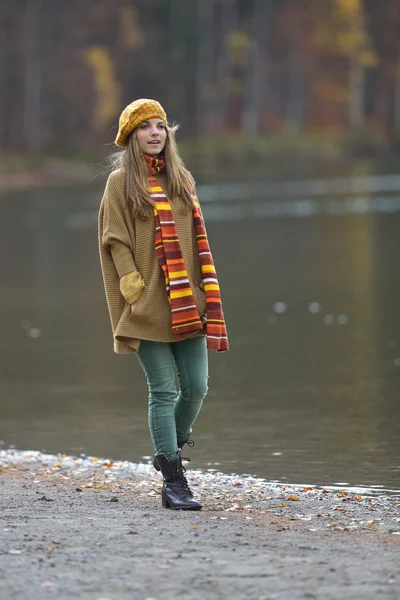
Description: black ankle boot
153,437,195,471
155,451,201,510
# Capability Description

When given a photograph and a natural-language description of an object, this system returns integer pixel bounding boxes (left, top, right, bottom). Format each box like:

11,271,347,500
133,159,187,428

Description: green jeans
137,336,209,462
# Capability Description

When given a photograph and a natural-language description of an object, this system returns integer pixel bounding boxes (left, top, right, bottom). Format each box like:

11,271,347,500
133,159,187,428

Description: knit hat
115,98,167,147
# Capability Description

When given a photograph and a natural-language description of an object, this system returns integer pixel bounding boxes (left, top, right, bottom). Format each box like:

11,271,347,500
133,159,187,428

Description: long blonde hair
109,123,196,219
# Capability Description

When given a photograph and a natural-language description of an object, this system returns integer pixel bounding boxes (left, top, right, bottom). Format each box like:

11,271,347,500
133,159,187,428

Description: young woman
98,98,228,511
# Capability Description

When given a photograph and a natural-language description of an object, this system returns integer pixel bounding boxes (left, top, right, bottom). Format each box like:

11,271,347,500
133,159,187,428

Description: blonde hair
109,123,195,219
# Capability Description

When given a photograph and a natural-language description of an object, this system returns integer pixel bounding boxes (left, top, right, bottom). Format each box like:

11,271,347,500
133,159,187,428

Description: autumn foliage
1,0,400,156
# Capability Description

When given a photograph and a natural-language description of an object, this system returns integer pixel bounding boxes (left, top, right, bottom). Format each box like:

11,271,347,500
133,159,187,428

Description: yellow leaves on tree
85,46,121,132
314,0,378,68
120,7,143,50
227,30,252,68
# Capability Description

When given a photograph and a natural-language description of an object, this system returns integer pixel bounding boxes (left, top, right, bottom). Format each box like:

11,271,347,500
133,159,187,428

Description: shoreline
0,161,101,193
1,449,399,599
1,135,400,194
1,448,399,531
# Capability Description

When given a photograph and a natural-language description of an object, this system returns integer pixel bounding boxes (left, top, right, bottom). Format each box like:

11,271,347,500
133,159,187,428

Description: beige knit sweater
98,168,207,353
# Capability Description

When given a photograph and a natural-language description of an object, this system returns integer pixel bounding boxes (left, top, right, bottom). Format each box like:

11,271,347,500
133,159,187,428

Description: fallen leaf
287,495,300,501
225,505,240,512
40,581,55,589
299,487,313,492
337,492,347,498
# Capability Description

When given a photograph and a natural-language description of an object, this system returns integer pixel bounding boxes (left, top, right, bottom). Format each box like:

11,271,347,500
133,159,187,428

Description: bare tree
348,57,365,129
195,0,215,135
214,0,238,132
284,27,305,134
241,0,269,135
167,0,186,118
23,0,42,154
0,4,8,148
393,50,400,133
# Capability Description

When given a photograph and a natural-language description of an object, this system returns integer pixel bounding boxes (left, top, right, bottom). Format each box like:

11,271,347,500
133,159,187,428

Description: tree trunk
283,35,305,134
167,0,186,119
0,5,7,148
393,50,400,133
348,58,365,130
241,0,269,135
214,0,238,132
24,0,42,154
195,0,214,135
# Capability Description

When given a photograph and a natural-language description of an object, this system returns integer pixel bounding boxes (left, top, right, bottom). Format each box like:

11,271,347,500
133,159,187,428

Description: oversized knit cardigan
98,168,207,354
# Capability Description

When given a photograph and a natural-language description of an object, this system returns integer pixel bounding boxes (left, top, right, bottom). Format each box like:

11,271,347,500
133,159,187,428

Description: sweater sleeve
101,172,136,276
101,172,145,301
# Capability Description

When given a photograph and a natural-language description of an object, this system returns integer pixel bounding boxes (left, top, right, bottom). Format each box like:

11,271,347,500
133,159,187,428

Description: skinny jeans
137,336,209,462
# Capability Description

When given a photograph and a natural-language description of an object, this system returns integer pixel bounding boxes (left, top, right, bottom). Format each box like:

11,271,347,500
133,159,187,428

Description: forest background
2,0,400,173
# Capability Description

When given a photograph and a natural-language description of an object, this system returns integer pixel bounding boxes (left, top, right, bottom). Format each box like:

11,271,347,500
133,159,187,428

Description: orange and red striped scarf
145,154,229,352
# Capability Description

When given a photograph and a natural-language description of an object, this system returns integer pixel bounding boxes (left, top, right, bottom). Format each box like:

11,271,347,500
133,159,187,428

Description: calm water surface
0,168,399,493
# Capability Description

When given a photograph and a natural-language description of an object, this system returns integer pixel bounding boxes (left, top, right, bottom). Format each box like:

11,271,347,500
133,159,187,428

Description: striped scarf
144,154,229,352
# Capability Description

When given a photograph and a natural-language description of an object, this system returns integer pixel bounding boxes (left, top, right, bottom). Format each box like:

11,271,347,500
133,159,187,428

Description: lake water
1,165,399,493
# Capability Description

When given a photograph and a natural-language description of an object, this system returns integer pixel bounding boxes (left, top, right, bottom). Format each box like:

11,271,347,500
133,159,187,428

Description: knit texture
115,99,167,147
98,169,207,353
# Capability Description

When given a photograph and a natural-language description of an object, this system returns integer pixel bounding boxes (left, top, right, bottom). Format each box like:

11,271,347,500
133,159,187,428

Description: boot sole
162,491,201,510
164,500,202,511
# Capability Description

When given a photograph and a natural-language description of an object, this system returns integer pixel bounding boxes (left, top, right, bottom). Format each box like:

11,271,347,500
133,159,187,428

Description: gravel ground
1,449,399,600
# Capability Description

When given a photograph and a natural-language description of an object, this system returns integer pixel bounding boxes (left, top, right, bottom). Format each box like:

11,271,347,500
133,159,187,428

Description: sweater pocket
127,285,147,320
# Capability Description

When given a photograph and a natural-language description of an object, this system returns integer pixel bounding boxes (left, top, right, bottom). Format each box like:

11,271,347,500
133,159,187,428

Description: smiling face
135,118,167,156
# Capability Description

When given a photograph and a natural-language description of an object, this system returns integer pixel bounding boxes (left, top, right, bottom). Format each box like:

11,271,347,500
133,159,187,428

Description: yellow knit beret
115,98,167,147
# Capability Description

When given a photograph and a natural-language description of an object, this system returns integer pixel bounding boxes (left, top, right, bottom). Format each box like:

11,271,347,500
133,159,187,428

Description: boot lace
178,438,195,464
177,464,193,497
178,475,193,497
183,437,195,448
